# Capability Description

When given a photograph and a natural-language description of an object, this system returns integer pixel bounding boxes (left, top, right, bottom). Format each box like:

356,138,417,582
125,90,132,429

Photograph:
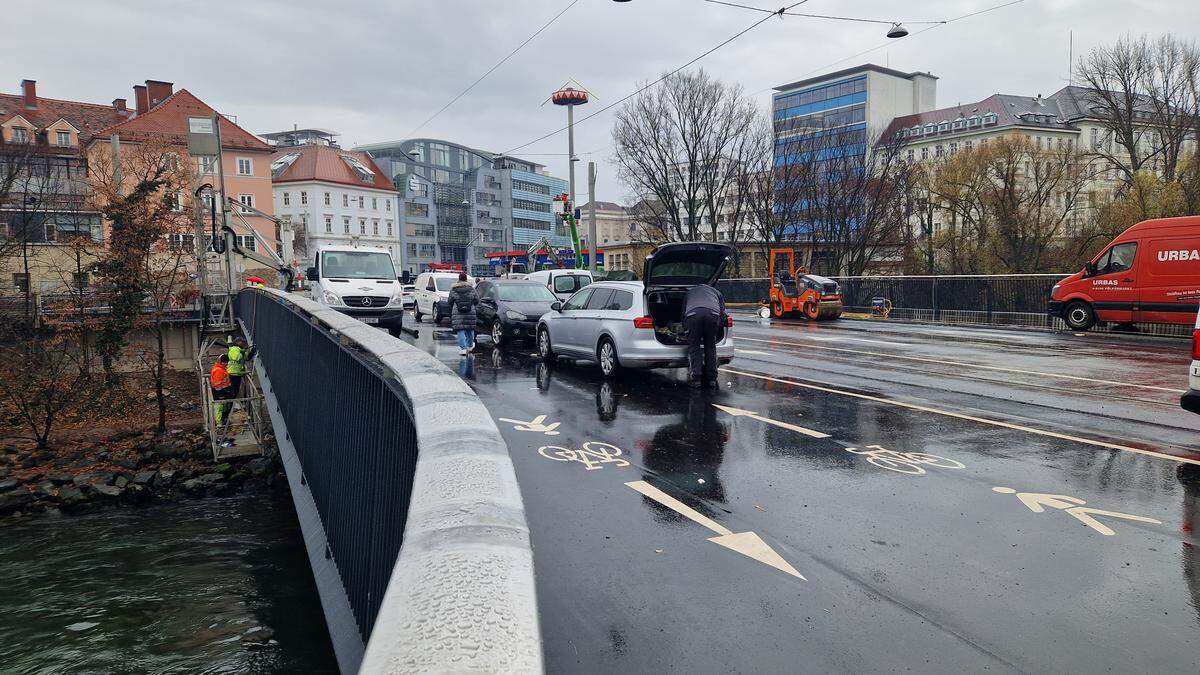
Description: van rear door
1138,233,1200,325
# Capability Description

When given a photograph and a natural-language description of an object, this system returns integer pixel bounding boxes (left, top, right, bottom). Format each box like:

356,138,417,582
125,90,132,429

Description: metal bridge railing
235,288,541,674
717,275,1191,337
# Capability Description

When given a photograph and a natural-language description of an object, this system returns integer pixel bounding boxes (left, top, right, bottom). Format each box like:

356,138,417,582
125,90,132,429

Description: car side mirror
1083,261,1097,277
551,302,563,312
306,266,318,280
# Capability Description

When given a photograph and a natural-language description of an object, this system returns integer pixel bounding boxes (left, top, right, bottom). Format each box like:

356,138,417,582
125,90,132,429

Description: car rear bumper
1182,388,1200,415
616,333,735,369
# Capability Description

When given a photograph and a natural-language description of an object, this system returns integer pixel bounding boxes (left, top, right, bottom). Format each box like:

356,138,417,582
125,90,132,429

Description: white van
526,269,593,302
413,271,472,324
305,246,405,334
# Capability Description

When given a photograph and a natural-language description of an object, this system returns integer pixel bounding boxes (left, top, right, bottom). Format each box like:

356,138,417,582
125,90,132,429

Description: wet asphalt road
402,312,1200,673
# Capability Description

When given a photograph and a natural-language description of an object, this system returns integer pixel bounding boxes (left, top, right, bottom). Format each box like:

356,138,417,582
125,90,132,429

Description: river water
0,491,338,673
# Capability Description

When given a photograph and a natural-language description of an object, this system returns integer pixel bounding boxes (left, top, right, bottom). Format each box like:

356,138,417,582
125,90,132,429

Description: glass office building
356,138,569,276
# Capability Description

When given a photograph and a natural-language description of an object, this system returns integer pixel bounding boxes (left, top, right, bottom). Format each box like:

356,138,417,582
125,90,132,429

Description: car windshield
322,251,394,279
434,277,457,291
498,284,557,302
553,275,591,293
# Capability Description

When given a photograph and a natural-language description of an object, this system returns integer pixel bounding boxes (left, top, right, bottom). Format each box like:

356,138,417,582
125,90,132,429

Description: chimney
133,85,148,116
21,79,36,109
112,98,127,113
145,80,173,110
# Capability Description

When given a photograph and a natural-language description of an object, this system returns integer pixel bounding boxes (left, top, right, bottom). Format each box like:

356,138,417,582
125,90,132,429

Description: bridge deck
403,313,1198,672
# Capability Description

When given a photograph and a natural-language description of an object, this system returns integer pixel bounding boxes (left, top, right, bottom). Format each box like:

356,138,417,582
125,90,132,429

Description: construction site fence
716,275,1192,338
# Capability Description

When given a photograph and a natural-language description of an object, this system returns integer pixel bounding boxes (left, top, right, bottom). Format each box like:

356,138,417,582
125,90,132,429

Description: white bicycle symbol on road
538,441,630,471
844,445,966,475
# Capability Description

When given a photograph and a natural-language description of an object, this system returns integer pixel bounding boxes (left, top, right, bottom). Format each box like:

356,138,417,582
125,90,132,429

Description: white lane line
735,349,775,356
798,335,907,347
720,367,1200,467
921,328,1037,341
734,336,1185,395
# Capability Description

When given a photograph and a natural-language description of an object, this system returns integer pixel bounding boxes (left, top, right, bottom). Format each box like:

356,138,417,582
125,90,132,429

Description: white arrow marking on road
712,404,830,439
625,480,805,580
735,349,775,356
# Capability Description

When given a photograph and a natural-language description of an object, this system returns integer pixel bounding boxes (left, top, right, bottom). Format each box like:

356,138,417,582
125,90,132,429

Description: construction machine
766,248,843,320
526,236,564,271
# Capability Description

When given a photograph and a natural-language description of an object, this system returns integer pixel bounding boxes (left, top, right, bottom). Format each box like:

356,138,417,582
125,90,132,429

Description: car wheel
538,327,556,363
1063,300,1096,331
491,320,505,347
597,338,620,378
414,306,423,322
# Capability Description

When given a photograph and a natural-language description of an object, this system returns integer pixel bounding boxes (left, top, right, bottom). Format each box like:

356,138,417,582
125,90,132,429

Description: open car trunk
642,242,732,346
646,289,730,345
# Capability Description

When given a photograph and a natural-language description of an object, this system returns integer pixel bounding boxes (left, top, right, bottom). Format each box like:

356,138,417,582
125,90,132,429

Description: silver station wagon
536,242,734,377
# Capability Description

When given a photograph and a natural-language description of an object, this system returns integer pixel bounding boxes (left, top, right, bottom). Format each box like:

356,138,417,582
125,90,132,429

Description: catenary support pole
587,162,597,273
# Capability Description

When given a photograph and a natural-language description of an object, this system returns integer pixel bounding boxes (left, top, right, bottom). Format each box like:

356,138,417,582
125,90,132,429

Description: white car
536,243,734,377
412,271,472,324
526,268,593,302
305,246,405,334
399,284,416,309
1183,304,1200,414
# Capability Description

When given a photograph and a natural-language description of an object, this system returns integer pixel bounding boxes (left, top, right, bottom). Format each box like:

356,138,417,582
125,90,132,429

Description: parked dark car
476,279,560,347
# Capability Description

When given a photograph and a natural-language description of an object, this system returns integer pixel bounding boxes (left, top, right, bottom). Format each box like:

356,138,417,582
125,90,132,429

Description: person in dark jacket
684,284,725,388
449,272,478,355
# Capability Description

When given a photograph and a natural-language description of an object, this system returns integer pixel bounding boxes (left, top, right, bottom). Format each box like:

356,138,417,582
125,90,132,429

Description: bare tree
923,134,1091,273
772,127,915,276
612,69,759,244
1077,34,1200,185
87,138,194,381
134,231,198,433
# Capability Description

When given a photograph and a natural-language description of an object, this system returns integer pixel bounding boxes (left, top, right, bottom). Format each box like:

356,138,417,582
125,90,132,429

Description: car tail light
725,315,734,328
633,316,654,329
1193,329,1200,360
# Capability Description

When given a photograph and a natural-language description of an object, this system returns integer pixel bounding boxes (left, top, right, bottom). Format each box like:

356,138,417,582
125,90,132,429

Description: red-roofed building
264,130,400,266
1,79,135,294
85,81,278,260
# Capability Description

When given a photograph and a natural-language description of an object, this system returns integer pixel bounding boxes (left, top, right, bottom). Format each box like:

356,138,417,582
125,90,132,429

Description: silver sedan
536,280,734,377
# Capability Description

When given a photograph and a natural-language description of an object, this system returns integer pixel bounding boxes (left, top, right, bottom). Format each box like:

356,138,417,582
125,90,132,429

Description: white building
265,129,402,268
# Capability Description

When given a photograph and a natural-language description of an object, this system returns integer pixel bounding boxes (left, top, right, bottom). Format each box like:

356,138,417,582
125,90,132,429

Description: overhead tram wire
747,0,1027,95
501,0,813,156
705,0,947,26
405,0,581,138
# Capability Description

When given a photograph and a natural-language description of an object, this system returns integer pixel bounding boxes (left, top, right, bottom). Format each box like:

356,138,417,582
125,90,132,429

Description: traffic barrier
235,288,542,674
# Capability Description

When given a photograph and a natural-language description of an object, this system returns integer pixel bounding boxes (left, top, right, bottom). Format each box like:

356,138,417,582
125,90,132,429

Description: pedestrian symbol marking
500,414,561,436
538,441,630,471
625,480,805,580
992,487,1162,536
712,404,830,438
845,445,965,475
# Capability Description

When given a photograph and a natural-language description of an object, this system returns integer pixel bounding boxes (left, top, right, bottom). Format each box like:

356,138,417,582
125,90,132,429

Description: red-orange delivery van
1048,215,1200,331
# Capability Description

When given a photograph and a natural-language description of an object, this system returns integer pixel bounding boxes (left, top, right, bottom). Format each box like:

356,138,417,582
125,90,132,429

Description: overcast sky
4,0,1195,201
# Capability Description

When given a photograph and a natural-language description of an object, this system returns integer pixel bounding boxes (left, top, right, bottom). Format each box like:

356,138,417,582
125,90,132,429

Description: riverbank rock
0,489,33,514
182,473,225,495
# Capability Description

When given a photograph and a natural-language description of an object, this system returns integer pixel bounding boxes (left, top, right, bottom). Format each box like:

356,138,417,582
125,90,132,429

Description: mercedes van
306,246,405,334
1048,216,1200,330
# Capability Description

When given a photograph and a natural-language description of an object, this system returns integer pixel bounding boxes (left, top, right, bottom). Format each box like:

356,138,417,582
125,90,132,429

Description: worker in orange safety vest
210,354,234,425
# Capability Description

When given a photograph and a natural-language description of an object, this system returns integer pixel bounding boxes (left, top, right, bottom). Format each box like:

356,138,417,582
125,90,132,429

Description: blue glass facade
773,75,870,238
510,169,569,248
